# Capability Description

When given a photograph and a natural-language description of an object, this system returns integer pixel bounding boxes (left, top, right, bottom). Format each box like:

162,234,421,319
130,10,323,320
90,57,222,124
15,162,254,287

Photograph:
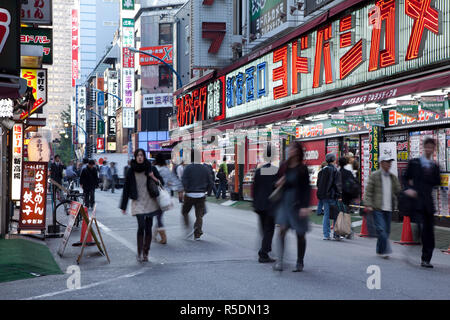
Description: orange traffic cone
359,216,370,237
72,207,95,247
395,216,420,245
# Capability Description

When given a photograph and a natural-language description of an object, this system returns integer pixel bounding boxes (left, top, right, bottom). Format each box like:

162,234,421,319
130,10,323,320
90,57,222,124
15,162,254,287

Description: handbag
156,186,173,211
268,183,283,203
334,202,352,236
147,177,160,198
329,202,339,220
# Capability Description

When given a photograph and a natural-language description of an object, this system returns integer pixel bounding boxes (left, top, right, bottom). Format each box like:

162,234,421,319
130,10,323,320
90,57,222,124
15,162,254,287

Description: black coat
252,163,278,214
316,164,342,200
339,167,357,205
80,166,99,191
120,161,163,211
50,162,65,184
404,158,441,216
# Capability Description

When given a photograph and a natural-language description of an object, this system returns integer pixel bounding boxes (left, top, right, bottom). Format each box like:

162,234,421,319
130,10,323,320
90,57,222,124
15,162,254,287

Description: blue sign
97,91,105,107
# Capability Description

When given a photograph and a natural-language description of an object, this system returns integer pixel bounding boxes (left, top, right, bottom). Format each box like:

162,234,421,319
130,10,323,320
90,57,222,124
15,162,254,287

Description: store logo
0,9,11,54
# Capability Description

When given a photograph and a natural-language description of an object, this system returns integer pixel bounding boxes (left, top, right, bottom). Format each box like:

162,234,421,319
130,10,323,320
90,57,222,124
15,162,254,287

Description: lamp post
128,47,183,89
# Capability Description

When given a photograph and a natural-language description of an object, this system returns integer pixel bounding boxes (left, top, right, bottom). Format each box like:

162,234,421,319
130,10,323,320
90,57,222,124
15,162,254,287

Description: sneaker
185,229,195,239
194,236,201,241
421,261,434,268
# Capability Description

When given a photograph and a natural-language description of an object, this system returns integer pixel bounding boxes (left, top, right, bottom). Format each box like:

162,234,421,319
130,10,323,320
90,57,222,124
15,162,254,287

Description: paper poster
379,142,398,176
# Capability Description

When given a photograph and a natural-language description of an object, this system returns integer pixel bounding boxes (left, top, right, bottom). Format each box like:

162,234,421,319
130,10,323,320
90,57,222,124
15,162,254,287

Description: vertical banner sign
369,126,383,172
20,69,48,119
71,95,76,125
122,68,134,128
72,9,79,87
122,0,134,10
77,86,86,144
19,162,48,231
108,116,116,135
107,71,118,116
11,123,23,201
97,91,104,108
97,138,104,150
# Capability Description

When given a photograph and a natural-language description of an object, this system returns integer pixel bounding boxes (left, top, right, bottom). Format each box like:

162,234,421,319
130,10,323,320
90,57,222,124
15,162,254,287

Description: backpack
342,170,360,199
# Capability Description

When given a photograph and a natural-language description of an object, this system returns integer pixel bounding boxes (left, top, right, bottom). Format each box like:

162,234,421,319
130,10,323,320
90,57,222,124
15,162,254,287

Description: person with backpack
316,161,328,216
338,156,361,239
215,167,228,199
316,153,342,240
364,154,401,258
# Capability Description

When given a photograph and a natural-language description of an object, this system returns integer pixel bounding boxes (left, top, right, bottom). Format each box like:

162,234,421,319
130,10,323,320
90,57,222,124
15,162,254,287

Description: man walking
181,149,214,240
364,154,401,258
176,160,185,203
110,162,118,193
404,138,441,268
50,155,65,200
252,159,278,263
80,160,99,209
317,153,342,240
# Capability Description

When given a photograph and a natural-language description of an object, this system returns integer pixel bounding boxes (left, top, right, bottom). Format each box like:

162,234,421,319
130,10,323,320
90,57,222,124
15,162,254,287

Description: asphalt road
2,189,450,300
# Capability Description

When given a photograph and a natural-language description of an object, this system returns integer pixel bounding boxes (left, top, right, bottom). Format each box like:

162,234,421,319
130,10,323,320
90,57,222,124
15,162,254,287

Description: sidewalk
206,196,450,250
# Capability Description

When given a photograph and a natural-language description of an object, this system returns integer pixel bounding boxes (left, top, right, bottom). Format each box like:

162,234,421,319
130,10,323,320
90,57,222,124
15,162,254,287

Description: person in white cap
363,154,401,258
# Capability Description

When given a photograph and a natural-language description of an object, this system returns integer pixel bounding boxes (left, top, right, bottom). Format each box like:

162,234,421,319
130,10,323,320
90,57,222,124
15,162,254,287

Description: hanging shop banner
139,45,173,66
122,68,134,109
379,142,398,177
420,96,446,117
122,47,135,68
142,93,174,108
122,18,134,27
97,120,104,135
21,0,52,25
250,0,287,39
97,91,104,107
330,113,347,129
122,107,134,129
0,1,20,76
363,109,385,127
122,26,134,48
20,27,53,64
20,68,48,119
11,123,23,201
108,116,116,135
296,119,369,140
217,0,450,122
97,138,104,150
369,125,383,172
344,111,365,127
19,162,48,231
72,9,79,87
107,75,119,116
77,86,86,144
393,100,419,119
386,104,450,128
305,0,334,16
122,0,134,10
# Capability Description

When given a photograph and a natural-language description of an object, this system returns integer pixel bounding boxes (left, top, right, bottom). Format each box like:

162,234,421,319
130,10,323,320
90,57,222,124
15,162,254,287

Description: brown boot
158,228,167,244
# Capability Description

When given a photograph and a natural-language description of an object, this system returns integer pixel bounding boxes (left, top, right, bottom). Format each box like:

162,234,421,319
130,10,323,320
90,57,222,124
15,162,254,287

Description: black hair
423,137,436,146
338,156,348,168
88,160,95,165
155,153,166,166
54,155,60,160
83,158,89,164
288,141,304,163
134,148,147,160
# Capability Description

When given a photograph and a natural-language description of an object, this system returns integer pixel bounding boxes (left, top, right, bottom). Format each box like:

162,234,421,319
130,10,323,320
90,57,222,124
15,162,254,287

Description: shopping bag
157,186,173,211
334,202,352,236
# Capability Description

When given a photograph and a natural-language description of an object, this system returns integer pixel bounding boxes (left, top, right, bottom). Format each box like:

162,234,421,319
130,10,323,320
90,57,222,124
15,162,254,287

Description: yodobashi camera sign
250,0,287,40
304,0,334,16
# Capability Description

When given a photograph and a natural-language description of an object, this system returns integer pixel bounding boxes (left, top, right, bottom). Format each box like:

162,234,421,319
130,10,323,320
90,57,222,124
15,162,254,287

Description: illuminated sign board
11,123,23,200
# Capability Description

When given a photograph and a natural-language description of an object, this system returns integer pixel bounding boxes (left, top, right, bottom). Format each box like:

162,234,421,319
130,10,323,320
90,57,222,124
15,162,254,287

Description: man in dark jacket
182,149,214,240
80,160,99,208
317,153,342,240
253,161,278,263
404,138,441,268
50,155,66,200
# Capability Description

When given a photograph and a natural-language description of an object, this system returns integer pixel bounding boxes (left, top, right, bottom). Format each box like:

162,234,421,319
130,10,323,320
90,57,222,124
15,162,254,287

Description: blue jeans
317,199,324,215
373,210,392,254
322,199,336,238
216,182,227,199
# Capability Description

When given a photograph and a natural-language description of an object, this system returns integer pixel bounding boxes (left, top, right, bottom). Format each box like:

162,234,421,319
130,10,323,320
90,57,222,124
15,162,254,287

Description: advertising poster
379,142,398,176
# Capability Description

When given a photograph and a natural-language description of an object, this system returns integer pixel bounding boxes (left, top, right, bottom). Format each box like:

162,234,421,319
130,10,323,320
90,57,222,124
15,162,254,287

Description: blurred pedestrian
215,167,227,199
316,161,328,216
317,153,342,240
181,149,214,240
154,153,181,244
272,141,311,272
80,160,99,209
65,161,77,189
124,160,131,178
252,149,278,263
176,160,185,203
204,162,217,197
110,162,118,193
50,155,65,201
120,149,162,262
364,154,401,258
403,138,441,268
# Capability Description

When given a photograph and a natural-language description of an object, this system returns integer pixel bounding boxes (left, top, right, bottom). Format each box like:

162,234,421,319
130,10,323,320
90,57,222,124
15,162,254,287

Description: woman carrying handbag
272,141,312,272
120,149,163,262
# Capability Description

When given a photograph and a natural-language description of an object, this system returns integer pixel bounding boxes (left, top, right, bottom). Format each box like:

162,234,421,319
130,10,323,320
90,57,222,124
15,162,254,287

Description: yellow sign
21,69,37,100
441,174,449,187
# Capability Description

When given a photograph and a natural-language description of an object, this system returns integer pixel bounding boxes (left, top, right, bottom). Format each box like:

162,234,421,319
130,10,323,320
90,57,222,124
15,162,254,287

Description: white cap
379,154,395,162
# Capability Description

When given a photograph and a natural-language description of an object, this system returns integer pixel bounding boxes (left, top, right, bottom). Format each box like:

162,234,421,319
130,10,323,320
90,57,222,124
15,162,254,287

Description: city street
1,190,450,300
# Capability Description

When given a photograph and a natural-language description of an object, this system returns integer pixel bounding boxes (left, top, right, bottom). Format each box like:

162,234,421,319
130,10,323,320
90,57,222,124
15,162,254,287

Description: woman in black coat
273,141,311,272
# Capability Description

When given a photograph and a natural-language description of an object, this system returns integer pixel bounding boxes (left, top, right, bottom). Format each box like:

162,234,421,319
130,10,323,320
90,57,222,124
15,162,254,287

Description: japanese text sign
0,0,20,76
21,0,52,25
20,68,47,119
11,123,23,201
19,162,48,230
72,9,79,87
20,27,53,64
139,45,173,66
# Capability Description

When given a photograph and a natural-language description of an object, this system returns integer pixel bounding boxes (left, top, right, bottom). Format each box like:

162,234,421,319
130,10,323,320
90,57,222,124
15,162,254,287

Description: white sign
70,95,76,124
21,0,53,25
11,123,23,201
107,77,119,116
122,107,134,129
142,94,173,108
0,99,13,118
122,27,134,48
379,142,398,177
77,86,86,144
122,68,134,109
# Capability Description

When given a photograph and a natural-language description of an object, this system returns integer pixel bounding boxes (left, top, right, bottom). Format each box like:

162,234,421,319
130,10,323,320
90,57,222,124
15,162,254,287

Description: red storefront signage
139,45,172,66
71,9,79,87
97,137,104,150
19,162,48,231
123,47,135,68
302,140,326,166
